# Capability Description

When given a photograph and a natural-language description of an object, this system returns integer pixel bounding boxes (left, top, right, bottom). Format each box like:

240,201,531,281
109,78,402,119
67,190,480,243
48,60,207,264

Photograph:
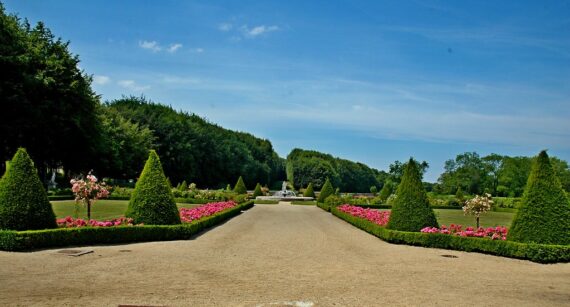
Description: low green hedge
326,206,569,264
254,199,279,205
48,195,74,201
290,200,316,206
0,201,254,251
174,197,209,204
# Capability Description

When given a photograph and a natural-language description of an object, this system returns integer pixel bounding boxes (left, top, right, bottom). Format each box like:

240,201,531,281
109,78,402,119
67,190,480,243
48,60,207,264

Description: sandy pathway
0,202,569,306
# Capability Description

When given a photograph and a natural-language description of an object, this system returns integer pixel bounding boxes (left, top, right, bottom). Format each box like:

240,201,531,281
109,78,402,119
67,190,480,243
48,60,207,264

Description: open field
51,200,199,220
1,203,568,306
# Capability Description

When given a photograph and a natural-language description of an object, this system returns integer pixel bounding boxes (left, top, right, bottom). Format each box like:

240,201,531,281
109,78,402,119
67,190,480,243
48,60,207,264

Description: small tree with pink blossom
70,171,110,220
462,193,493,228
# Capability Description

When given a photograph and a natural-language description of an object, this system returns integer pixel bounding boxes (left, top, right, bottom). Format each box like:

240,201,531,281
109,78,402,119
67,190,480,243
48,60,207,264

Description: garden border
317,203,570,264
0,201,254,251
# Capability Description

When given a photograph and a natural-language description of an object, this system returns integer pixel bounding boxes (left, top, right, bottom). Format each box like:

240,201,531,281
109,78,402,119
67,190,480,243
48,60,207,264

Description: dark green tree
387,158,438,232
233,176,247,194
508,151,570,245
252,183,263,198
317,178,334,203
303,183,316,198
125,150,180,225
0,148,56,230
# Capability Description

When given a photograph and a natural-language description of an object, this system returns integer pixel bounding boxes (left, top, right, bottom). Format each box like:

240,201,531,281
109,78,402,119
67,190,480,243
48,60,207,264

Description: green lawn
51,200,199,220
290,200,317,206
377,208,514,228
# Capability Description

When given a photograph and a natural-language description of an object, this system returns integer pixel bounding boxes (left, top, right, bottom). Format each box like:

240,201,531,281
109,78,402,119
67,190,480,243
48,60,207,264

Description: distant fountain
256,181,313,201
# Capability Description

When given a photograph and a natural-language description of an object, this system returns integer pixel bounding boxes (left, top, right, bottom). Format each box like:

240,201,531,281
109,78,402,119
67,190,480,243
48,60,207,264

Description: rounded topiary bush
0,148,57,230
233,176,247,195
304,183,315,198
125,150,181,225
317,178,334,203
252,183,263,198
387,158,438,232
508,151,570,245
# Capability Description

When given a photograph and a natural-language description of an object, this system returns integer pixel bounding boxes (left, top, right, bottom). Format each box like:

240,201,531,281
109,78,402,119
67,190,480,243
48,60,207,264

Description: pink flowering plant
337,204,390,226
57,216,136,228
463,193,493,228
70,171,110,220
421,224,508,240
179,201,237,223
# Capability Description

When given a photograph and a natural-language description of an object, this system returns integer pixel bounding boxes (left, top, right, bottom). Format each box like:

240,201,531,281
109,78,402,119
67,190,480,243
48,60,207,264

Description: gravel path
1,203,569,306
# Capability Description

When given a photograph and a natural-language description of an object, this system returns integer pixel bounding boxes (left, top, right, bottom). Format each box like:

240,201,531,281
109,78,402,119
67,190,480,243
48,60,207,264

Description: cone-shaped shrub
317,178,334,203
378,183,392,203
508,151,570,245
253,183,263,198
0,148,57,230
125,150,181,225
387,159,438,232
304,183,316,198
179,180,188,191
233,176,247,194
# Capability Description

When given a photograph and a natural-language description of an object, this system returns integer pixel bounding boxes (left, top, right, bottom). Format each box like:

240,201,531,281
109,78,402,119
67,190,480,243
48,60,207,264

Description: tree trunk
87,199,91,220
476,216,480,229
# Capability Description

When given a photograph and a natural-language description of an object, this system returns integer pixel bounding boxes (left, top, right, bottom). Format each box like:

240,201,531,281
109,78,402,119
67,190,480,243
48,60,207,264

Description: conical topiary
508,151,570,245
0,148,57,230
304,183,316,198
179,180,188,191
125,150,181,225
387,158,438,232
233,176,247,194
317,178,334,203
252,183,263,198
378,183,392,203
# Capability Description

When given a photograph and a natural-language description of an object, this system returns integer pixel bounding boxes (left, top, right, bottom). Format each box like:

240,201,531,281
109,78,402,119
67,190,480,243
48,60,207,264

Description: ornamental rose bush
57,216,136,228
463,193,493,228
179,201,237,223
338,204,390,226
421,224,508,240
70,171,111,220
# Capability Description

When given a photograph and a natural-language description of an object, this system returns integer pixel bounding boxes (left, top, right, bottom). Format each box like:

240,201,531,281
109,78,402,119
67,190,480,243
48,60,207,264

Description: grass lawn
376,208,514,228
290,200,317,206
254,199,279,205
51,200,199,220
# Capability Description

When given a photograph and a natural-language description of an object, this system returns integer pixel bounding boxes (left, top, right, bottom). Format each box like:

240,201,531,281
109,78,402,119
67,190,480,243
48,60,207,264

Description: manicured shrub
179,180,188,191
233,176,247,195
508,151,570,245
252,183,263,198
324,195,343,208
317,178,334,203
0,148,57,230
370,186,378,195
125,150,181,225
455,187,465,202
387,158,438,232
378,183,392,203
303,183,315,198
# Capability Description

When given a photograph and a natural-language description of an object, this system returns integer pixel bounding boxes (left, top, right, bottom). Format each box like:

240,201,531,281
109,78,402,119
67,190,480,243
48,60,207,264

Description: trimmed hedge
303,183,315,198
48,195,74,201
252,183,263,198
317,178,334,203
0,201,253,251
326,205,569,264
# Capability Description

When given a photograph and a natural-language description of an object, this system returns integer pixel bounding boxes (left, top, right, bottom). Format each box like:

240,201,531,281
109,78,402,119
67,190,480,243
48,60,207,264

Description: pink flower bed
57,216,136,228
338,204,390,226
421,224,508,240
179,201,237,223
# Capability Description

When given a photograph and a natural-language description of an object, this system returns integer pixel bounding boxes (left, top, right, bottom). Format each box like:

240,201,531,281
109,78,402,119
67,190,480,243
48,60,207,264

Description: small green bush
508,151,570,245
125,150,181,225
252,183,263,198
0,148,57,230
324,195,344,208
179,180,188,191
317,178,334,203
303,183,315,198
370,186,378,195
387,158,438,232
233,176,247,195
378,183,392,203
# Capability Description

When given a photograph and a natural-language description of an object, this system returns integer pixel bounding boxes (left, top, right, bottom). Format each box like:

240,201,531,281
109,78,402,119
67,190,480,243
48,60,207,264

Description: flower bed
57,216,136,228
179,201,237,223
337,204,390,226
421,224,508,240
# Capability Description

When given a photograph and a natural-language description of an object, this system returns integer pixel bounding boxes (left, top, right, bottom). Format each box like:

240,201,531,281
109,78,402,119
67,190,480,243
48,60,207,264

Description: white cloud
118,80,150,92
242,25,279,38
167,43,183,53
93,75,110,85
218,23,232,31
190,48,204,53
139,40,161,52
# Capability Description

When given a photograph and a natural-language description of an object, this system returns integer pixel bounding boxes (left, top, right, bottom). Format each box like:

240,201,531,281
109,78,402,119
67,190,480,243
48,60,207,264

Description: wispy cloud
118,80,150,91
93,75,110,85
139,40,161,52
218,23,232,31
190,48,204,53
167,43,183,53
241,25,279,38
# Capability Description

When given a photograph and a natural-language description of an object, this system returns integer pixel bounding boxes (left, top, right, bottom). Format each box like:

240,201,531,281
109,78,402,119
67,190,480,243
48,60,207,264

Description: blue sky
4,0,570,182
